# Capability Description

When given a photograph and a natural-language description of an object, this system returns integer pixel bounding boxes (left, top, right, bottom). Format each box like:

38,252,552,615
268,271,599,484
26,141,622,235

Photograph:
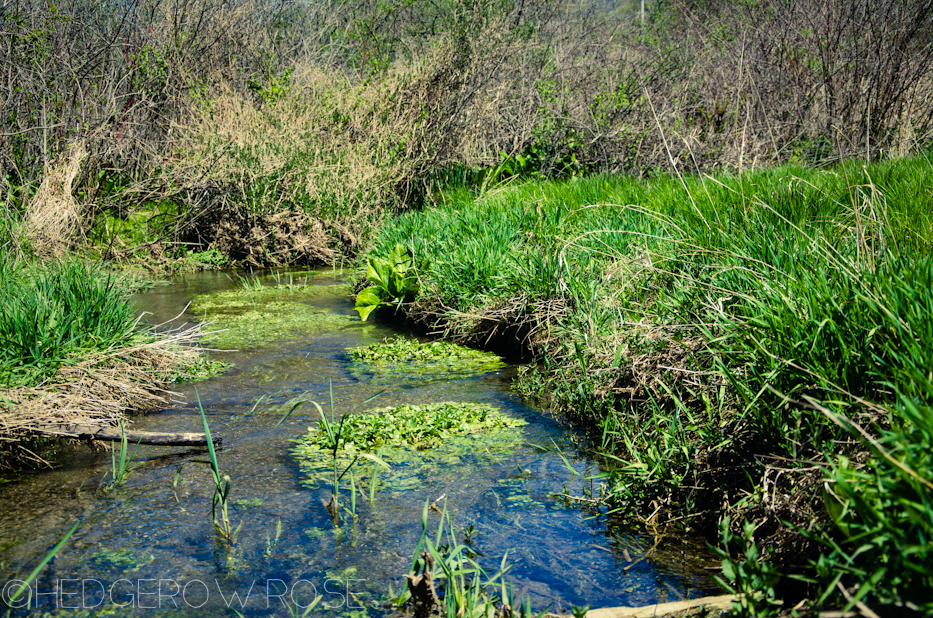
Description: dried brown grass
23,142,88,257
0,324,205,466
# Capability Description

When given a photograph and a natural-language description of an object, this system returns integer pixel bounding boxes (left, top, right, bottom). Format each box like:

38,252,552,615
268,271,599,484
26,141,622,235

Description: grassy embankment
0,258,212,465
360,154,933,613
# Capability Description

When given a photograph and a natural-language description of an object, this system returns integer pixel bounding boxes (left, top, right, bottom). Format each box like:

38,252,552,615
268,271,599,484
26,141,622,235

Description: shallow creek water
0,270,718,616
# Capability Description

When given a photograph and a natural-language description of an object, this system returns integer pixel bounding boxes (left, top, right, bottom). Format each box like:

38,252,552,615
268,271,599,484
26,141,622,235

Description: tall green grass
362,153,933,611
0,258,138,387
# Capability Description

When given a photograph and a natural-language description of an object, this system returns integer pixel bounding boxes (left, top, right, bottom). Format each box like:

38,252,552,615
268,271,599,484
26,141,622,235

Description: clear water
0,270,718,616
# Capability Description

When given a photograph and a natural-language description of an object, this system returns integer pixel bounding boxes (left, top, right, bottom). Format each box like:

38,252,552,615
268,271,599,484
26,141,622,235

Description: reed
195,393,236,545
397,500,541,618
291,383,387,523
107,420,140,488
4,522,80,610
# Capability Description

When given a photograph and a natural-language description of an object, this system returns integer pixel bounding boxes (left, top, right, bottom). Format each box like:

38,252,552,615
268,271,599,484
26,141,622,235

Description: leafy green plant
711,518,782,617
297,402,524,453
293,400,525,508
802,395,933,613
354,244,426,321
176,248,229,271
347,336,504,373
569,605,590,618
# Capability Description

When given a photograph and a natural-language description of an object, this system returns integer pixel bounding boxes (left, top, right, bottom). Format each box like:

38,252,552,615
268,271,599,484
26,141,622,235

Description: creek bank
357,161,933,613
0,260,222,467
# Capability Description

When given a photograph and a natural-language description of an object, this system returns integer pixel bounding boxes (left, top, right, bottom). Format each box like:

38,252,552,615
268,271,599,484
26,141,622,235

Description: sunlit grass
364,153,933,611
0,258,139,387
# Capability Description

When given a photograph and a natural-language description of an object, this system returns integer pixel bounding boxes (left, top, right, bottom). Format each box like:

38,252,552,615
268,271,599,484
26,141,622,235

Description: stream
0,269,718,616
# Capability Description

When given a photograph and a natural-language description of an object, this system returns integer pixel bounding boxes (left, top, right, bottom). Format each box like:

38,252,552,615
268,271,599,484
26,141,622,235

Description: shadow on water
0,269,719,616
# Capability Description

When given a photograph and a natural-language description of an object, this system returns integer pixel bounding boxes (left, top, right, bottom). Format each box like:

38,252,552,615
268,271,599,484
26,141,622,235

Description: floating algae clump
190,285,356,349
292,402,526,493
346,336,505,385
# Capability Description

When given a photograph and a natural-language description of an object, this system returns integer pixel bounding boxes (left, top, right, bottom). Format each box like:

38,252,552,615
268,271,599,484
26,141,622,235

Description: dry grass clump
23,142,88,258
0,325,205,466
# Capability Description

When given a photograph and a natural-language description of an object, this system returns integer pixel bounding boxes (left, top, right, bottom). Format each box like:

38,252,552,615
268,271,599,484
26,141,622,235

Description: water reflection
0,269,718,616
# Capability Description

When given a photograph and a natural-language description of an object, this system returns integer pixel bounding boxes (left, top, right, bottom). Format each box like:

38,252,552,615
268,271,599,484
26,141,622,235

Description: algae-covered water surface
0,270,717,616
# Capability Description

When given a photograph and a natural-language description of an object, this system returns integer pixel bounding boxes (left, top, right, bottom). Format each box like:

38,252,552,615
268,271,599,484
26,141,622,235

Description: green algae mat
292,401,526,493
189,284,356,349
346,336,505,385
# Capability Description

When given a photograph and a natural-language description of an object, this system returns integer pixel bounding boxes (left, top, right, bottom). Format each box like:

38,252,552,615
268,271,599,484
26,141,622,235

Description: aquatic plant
107,420,140,487
347,336,505,383
298,402,524,452
268,270,316,290
232,269,264,292
167,355,232,382
293,402,526,498
396,500,540,618
194,394,237,545
190,285,355,348
291,385,389,522
4,522,80,610
354,244,425,321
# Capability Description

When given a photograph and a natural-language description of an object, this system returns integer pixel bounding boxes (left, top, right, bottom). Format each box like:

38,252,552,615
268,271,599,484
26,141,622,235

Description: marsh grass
0,257,209,461
194,393,237,545
0,258,137,387
365,154,933,610
397,500,541,618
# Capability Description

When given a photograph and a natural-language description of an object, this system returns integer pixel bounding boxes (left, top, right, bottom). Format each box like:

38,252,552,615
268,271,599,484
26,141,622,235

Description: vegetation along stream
0,269,718,616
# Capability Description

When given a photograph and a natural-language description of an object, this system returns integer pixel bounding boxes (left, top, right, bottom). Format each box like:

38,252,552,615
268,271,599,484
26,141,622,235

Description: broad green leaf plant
355,244,426,321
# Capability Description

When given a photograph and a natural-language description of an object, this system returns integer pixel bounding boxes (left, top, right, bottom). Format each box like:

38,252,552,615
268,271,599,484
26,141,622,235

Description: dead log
36,424,221,447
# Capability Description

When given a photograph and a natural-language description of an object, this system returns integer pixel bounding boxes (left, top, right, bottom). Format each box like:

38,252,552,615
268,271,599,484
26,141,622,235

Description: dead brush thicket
4,0,933,269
